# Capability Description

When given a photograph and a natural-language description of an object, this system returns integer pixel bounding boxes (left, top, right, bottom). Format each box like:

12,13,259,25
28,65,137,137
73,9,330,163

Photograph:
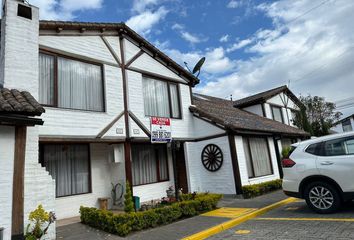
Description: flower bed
80,193,222,237
242,179,282,199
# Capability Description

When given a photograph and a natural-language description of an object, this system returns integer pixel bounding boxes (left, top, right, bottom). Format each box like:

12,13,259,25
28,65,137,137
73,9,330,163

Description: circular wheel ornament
201,144,223,172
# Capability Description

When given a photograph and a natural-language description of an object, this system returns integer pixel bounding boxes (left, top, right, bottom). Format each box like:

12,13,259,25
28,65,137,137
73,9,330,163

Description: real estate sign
151,117,172,143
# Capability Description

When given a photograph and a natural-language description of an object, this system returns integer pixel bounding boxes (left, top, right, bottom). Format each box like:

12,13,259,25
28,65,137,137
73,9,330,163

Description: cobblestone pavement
208,200,354,240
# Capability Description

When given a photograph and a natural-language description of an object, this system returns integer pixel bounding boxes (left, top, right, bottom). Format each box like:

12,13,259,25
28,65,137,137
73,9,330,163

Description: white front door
316,136,354,192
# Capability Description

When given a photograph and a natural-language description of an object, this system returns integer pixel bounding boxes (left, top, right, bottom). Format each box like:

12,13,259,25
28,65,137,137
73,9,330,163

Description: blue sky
32,0,354,116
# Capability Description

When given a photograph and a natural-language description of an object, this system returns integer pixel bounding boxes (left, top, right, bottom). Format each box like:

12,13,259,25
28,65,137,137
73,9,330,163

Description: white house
331,114,354,133
0,1,309,239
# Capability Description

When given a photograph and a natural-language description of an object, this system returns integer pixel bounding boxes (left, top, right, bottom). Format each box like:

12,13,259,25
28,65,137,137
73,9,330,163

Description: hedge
242,179,282,199
80,193,222,237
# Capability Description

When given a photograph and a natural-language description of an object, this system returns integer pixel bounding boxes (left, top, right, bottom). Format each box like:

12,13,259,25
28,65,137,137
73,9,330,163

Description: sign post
150,117,172,143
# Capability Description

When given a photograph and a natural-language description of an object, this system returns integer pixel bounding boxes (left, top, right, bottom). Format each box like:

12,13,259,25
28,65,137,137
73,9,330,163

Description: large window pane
271,106,283,123
58,57,103,111
243,137,273,178
169,84,181,118
41,144,90,197
143,77,170,117
131,144,168,186
342,119,353,132
324,139,346,156
39,53,54,105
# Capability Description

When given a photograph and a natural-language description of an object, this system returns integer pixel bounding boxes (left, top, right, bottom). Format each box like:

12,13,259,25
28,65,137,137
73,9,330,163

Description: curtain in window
248,138,272,177
143,77,170,117
42,144,90,197
243,137,272,178
243,138,254,178
58,58,103,111
39,53,54,105
169,84,180,118
272,107,283,123
131,144,168,185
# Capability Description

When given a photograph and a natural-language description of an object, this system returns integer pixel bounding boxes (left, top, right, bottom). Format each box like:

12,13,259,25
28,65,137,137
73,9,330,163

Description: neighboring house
0,89,49,240
0,1,310,239
187,94,308,193
233,85,304,149
331,114,354,133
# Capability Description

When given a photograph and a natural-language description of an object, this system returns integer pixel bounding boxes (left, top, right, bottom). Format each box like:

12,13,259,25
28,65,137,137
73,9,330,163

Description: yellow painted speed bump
182,197,297,240
235,230,250,234
202,208,256,219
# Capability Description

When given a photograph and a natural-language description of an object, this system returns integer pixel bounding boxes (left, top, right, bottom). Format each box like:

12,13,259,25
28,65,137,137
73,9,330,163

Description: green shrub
242,179,282,199
124,181,134,213
281,146,292,159
80,193,222,237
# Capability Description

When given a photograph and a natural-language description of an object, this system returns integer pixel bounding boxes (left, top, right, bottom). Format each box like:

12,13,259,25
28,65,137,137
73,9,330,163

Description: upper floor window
271,105,284,123
342,119,353,132
39,52,105,112
142,76,181,119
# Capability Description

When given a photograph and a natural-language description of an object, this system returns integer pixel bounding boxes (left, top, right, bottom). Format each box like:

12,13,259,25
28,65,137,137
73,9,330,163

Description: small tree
293,95,342,137
124,181,134,213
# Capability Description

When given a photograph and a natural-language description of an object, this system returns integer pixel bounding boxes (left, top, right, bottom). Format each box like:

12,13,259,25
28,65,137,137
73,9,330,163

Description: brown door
175,143,189,193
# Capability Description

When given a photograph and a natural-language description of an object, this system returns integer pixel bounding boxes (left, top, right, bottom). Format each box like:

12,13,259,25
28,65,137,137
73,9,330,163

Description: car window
344,138,354,155
324,138,348,156
305,143,321,155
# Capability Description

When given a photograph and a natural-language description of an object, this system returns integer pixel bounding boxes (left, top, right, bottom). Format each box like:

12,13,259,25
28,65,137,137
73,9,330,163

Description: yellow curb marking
235,230,250,234
202,208,257,219
256,217,354,222
285,207,299,211
182,197,297,240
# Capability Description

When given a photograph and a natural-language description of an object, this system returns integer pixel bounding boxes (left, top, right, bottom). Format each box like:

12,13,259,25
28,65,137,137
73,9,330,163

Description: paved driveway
208,200,354,240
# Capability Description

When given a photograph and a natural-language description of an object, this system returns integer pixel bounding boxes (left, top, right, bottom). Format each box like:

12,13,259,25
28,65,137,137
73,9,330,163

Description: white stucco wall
184,136,236,195
235,136,280,186
0,126,15,240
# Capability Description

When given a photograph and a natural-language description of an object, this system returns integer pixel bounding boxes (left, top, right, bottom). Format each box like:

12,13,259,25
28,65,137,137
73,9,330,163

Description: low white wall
133,146,175,203
0,126,15,240
235,136,280,186
185,136,236,195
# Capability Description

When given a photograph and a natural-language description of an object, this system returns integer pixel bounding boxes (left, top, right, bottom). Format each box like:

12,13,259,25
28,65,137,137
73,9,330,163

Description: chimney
0,0,39,98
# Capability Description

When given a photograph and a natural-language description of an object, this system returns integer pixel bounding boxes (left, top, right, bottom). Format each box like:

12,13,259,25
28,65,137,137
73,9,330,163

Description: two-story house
331,114,354,133
0,1,309,239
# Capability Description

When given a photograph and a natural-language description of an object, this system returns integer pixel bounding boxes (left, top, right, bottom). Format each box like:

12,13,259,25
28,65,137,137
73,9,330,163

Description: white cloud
226,38,253,52
197,0,354,106
131,0,160,13
219,34,229,43
172,23,184,30
180,31,204,44
227,0,242,9
126,6,168,35
30,0,103,20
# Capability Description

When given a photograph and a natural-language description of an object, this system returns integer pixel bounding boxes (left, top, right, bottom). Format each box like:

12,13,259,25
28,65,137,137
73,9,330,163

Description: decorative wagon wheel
201,144,223,172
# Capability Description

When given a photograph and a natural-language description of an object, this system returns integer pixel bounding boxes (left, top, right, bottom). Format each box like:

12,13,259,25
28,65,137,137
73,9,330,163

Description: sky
30,0,354,116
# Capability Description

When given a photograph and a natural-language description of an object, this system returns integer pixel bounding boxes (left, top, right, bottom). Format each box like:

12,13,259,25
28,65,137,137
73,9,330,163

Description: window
243,137,273,178
142,76,181,118
271,105,284,123
324,137,354,156
305,143,321,155
39,52,104,111
131,144,169,186
39,144,91,197
342,119,353,132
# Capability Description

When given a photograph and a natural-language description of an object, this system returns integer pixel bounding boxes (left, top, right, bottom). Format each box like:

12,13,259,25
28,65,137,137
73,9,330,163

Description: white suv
282,132,354,213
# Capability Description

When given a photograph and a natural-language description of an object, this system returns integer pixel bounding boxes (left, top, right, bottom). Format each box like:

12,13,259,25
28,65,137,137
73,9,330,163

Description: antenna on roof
184,57,206,78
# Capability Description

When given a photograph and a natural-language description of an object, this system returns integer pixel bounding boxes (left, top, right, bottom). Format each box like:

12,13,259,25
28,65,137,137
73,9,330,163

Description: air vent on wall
17,4,32,20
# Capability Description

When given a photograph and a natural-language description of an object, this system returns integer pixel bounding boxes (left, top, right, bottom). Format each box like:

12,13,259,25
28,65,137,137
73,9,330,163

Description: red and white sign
151,117,172,143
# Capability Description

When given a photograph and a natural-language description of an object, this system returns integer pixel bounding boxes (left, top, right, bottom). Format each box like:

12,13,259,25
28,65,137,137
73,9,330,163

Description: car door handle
320,161,334,165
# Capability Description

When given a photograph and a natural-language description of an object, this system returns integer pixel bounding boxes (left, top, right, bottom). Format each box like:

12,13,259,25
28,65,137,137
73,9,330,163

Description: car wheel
304,181,341,214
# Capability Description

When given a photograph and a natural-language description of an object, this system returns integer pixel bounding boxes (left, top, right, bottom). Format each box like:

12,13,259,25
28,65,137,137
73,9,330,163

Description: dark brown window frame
131,143,170,187
39,49,106,113
39,142,93,198
142,74,182,119
243,136,274,179
270,104,284,123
